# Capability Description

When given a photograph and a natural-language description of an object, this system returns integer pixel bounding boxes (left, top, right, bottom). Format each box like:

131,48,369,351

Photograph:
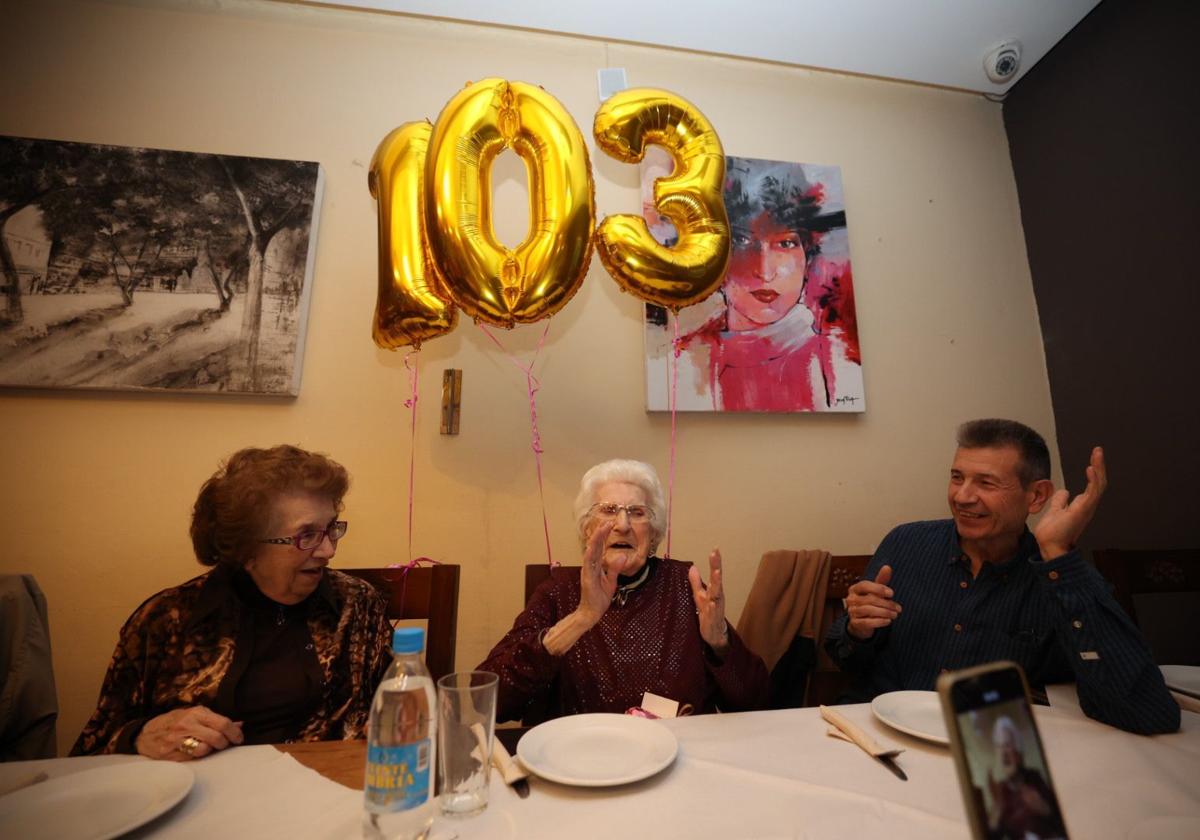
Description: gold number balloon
593,89,730,311
425,79,595,327
368,121,457,349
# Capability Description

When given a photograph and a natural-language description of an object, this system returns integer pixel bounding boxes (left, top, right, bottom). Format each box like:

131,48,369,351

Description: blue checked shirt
825,519,1179,734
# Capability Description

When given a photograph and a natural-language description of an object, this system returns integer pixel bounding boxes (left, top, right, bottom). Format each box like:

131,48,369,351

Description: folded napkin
490,739,529,786
820,705,903,759
1171,690,1200,715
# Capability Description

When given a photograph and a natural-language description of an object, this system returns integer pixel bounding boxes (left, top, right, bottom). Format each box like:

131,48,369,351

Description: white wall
0,0,1057,755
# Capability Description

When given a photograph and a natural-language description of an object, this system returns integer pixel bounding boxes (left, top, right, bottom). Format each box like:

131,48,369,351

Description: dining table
1,691,1197,839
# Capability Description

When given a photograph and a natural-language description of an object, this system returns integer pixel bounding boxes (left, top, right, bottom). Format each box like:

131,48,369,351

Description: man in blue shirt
825,418,1179,734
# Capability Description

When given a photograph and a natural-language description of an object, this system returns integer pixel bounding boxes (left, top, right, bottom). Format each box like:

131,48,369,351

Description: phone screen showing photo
953,678,1069,840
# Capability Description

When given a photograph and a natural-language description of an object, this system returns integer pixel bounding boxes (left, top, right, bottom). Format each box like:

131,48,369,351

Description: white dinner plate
871,690,949,745
0,761,194,840
1160,665,1200,699
516,713,678,786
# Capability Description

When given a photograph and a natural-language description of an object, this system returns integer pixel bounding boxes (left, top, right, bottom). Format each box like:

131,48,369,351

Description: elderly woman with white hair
987,715,1065,840
479,459,769,723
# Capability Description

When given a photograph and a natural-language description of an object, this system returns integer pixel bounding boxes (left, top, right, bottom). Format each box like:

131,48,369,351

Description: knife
819,705,908,781
489,733,531,798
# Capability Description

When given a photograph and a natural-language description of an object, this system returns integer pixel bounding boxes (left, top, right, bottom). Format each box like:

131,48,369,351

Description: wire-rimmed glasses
588,503,653,523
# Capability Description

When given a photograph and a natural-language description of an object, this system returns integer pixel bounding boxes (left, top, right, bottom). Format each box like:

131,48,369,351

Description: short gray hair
573,459,667,553
957,418,1050,486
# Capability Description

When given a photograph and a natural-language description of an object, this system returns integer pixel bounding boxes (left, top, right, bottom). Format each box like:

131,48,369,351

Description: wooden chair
1092,549,1200,664
525,563,576,604
806,554,872,707
517,564,577,725
340,565,461,682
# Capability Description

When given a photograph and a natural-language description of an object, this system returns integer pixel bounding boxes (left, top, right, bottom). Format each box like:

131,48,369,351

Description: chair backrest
1092,549,1200,664
525,564,577,604
340,565,461,682
806,554,871,707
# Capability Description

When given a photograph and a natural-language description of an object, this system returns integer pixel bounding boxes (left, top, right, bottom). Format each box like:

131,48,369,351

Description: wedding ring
180,736,201,756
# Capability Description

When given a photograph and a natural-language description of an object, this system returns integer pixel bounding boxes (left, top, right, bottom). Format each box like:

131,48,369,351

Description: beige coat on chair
737,550,832,672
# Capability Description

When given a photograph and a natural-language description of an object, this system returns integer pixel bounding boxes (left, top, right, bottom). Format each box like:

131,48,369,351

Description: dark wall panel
1003,0,1200,549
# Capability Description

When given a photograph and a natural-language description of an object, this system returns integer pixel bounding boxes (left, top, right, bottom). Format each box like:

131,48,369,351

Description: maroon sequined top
479,558,769,723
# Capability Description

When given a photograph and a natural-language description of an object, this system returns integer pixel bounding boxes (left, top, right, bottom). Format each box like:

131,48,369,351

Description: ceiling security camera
984,41,1022,84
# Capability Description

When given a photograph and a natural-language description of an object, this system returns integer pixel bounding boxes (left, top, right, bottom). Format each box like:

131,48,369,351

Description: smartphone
937,662,1070,840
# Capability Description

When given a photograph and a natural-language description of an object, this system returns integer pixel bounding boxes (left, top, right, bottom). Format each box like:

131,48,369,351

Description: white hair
992,715,1023,753
573,459,667,553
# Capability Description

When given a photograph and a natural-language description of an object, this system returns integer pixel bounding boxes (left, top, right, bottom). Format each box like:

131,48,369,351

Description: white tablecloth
465,699,1200,840
2,699,1197,840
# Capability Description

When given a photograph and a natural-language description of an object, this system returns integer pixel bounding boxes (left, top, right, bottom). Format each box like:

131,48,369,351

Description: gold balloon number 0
371,80,728,347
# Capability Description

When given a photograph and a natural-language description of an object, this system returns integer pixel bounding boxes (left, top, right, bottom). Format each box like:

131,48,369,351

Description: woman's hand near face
134,706,244,761
688,549,730,658
577,520,618,624
541,522,615,656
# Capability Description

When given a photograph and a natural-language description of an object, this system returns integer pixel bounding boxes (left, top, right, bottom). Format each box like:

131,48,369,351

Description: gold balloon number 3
370,80,728,347
593,88,730,311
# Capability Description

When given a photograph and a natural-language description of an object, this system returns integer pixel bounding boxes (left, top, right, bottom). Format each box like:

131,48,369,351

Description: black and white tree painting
0,136,323,395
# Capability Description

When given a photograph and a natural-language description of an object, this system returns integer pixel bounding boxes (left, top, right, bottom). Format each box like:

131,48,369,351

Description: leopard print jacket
71,566,393,755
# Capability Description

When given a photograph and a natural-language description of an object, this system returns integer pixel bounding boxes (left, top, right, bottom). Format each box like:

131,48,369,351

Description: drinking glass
436,670,498,817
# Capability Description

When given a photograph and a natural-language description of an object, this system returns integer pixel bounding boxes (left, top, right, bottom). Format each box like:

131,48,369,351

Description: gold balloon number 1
371,80,729,348
368,121,457,350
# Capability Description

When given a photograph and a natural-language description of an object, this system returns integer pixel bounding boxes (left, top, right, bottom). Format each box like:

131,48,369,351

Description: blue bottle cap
392,626,425,654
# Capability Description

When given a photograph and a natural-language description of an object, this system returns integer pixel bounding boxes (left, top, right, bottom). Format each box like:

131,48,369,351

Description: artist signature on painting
835,396,860,406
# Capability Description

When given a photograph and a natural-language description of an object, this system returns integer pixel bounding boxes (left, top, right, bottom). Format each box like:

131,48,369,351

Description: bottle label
365,740,431,811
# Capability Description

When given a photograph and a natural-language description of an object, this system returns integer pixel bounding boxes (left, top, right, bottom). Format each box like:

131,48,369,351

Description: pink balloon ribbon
403,349,420,564
478,322,557,568
380,353,438,621
666,312,682,560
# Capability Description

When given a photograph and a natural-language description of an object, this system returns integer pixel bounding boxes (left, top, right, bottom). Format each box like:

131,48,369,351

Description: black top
221,569,325,745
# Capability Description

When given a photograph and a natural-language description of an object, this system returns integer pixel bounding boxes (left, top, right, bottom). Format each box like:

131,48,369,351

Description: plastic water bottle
363,627,437,840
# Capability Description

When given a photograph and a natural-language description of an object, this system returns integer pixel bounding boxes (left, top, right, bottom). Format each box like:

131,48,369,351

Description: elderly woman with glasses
72,445,393,760
479,459,769,723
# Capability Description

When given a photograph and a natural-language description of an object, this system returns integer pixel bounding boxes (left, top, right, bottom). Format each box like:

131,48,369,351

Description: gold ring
180,736,201,756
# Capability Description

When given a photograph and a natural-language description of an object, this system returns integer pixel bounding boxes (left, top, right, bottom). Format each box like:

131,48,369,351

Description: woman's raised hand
542,521,617,656
134,706,244,761
688,548,730,658
577,520,617,624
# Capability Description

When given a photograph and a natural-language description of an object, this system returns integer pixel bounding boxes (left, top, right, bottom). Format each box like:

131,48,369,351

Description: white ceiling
311,0,1101,94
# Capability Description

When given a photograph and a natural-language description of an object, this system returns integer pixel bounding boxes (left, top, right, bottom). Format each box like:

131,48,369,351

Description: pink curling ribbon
383,555,443,620
665,312,682,560
380,353,440,620
478,321,557,568
403,350,420,565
